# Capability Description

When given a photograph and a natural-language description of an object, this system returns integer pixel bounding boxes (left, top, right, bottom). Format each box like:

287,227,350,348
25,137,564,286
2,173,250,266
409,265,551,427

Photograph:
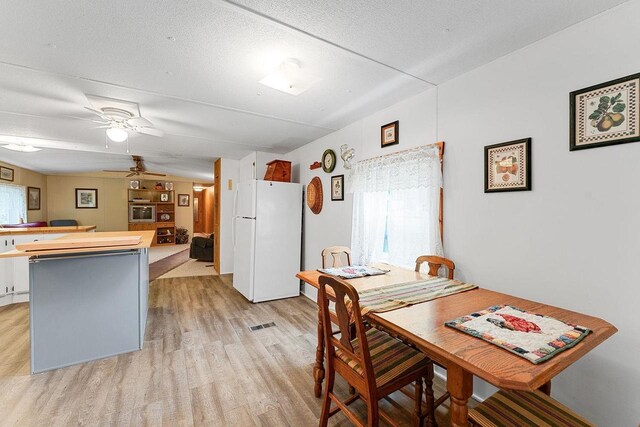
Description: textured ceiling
0,0,630,179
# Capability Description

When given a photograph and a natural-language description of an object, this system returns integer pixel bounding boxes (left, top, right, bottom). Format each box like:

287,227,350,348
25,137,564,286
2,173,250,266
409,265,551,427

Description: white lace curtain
349,145,443,269
0,183,26,225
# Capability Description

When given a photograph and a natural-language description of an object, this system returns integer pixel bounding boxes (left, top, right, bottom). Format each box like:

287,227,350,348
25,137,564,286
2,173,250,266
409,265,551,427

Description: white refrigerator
232,180,302,302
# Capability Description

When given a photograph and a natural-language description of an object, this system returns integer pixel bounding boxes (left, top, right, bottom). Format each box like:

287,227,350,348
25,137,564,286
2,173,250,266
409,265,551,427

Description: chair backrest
49,219,78,227
321,246,352,268
415,255,455,279
318,274,375,391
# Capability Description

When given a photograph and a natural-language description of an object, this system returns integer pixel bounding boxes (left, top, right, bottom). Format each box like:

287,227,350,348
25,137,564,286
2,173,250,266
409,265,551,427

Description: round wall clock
306,177,323,215
322,149,336,173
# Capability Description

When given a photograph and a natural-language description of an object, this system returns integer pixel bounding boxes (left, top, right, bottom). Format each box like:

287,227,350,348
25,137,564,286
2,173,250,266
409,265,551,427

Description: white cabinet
0,232,65,306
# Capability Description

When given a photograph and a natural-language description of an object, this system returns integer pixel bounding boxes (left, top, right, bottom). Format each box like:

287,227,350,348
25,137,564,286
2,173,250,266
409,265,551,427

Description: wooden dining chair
469,389,595,427
321,246,352,268
318,274,435,427
415,255,455,279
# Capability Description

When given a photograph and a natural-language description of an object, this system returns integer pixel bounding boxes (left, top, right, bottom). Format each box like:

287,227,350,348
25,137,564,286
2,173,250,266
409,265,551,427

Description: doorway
192,183,214,236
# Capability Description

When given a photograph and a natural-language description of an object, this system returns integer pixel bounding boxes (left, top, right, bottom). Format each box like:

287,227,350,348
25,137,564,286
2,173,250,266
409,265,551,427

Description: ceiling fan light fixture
2,143,42,152
106,127,129,143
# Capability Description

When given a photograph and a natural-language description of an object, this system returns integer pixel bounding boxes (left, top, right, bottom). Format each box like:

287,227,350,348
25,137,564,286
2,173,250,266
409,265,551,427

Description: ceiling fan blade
143,172,166,177
103,170,132,173
84,106,111,121
135,127,164,137
127,117,153,127
126,172,137,178
93,125,110,129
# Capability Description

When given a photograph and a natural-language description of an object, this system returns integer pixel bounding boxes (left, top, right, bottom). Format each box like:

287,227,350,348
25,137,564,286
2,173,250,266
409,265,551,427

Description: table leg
538,381,551,396
447,364,473,427
314,306,325,398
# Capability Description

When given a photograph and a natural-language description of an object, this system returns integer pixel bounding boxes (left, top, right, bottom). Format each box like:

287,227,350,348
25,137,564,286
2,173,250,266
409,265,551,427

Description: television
129,205,155,223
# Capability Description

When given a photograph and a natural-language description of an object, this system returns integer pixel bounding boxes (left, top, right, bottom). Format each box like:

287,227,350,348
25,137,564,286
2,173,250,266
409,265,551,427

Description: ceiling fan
85,106,164,141
104,155,166,177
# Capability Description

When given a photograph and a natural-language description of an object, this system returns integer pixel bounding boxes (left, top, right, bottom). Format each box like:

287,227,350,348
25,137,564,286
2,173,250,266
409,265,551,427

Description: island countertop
0,231,155,258
0,225,97,236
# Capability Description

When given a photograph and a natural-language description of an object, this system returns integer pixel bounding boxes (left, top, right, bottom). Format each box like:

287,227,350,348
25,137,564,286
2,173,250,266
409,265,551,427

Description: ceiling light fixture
193,185,207,192
106,127,129,143
259,58,321,96
2,143,42,152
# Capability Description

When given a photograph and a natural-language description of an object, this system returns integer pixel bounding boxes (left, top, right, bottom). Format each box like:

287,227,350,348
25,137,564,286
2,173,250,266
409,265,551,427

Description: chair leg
414,377,425,427
366,396,380,427
319,369,335,427
424,366,436,427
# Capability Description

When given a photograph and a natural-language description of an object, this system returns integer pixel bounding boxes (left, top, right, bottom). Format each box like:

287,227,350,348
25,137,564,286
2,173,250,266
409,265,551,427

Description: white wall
220,158,239,274
286,2,640,425
287,89,438,300
438,2,640,425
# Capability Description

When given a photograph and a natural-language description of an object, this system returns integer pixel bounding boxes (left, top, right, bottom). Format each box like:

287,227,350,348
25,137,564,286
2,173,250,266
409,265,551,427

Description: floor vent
248,322,276,331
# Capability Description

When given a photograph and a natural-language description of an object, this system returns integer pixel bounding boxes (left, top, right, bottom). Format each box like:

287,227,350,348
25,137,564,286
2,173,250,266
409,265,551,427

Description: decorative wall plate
160,213,170,221
322,149,336,173
306,177,323,214
129,180,140,189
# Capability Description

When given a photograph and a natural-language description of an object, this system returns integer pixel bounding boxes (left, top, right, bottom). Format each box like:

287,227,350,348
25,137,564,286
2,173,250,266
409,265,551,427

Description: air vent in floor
248,322,276,331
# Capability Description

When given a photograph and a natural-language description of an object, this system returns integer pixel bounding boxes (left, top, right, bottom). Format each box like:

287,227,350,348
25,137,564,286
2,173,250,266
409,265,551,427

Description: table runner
357,276,478,315
445,305,591,364
318,265,389,279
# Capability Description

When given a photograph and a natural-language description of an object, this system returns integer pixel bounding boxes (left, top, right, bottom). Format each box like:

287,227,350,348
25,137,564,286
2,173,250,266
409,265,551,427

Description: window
350,145,443,269
0,183,27,224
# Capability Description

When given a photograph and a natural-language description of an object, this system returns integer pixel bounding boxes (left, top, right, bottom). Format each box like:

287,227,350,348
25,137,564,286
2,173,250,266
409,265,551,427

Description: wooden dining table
297,264,617,427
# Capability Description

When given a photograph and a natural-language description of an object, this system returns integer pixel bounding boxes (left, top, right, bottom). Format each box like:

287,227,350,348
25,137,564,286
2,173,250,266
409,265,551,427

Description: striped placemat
357,277,478,315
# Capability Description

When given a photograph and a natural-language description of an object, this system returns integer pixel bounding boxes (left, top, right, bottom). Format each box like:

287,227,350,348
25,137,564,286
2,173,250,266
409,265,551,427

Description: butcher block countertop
0,231,155,258
0,225,97,235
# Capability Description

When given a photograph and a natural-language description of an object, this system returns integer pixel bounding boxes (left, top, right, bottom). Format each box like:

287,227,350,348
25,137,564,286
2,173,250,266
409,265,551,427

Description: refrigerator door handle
232,187,239,218
232,217,236,249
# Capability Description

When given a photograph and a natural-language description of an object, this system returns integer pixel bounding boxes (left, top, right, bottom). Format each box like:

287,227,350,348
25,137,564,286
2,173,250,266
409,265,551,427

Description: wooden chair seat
469,390,595,427
335,328,429,388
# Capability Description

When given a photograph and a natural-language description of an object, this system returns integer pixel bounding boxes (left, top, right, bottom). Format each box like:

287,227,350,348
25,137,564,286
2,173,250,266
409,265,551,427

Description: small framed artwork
331,175,344,201
27,187,41,210
484,138,531,193
75,188,98,208
160,193,169,202
0,166,14,182
178,194,190,207
570,72,640,151
129,180,140,189
164,182,173,190
381,121,399,148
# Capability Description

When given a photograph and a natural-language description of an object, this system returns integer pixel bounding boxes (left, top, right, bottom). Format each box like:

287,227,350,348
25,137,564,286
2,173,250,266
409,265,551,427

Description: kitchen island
0,225,97,306
0,231,154,373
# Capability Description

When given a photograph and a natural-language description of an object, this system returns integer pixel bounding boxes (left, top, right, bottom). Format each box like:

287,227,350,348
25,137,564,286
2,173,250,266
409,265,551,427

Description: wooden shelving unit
127,187,176,246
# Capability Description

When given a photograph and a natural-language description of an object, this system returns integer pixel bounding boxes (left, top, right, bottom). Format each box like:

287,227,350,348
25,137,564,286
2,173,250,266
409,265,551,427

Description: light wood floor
0,275,469,426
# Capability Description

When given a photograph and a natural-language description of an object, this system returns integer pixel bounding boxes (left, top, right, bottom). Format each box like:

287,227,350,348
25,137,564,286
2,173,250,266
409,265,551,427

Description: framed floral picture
331,175,344,201
28,187,41,210
570,73,640,151
178,194,190,207
381,121,399,148
484,138,531,193
75,188,98,209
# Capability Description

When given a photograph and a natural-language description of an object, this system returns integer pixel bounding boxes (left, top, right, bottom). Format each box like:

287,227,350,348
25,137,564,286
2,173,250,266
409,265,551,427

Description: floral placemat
445,305,591,364
317,265,389,279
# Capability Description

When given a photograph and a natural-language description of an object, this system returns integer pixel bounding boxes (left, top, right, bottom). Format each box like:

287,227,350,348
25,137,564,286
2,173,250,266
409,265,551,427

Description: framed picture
27,187,41,210
75,188,98,209
160,193,169,202
484,138,531,193
164,182,173,190
381,121,399,148
570,72,640,151
129,180,140,189
178,194,190,207
0,166,14,182
331,175,344,201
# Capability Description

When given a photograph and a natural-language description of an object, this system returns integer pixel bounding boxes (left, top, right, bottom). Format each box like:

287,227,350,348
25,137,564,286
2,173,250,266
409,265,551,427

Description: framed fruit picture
484,138,531,193
570,72,640,151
